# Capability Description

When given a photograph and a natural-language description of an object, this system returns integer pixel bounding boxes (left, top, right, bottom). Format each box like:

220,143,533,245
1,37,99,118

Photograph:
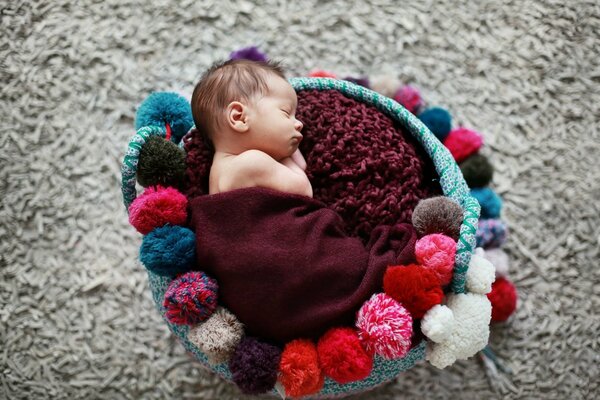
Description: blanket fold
190,187,417,344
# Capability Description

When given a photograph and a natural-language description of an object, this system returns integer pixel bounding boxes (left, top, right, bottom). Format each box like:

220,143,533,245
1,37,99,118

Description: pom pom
229,337,281,395
370,74,402,98
135,92,193,142
412,196,464,240
476,218,508,248
308,69,338,79
483,248,510,277
139,224,196,276
415,234,457,286
383,264,444,319
460,153,494,188
443,128,484,163
229,46,268,62
417,107,452,141
466,253,496,295
188,307,244,365
136,135,186,188
279,339,324,397
471,187,503,219
356,293,413,360
488,277,518,322
421,304,454,343
317,327,373,384
163,271,218,325
342,76,370,89
393,85,424,114
128,186,188,234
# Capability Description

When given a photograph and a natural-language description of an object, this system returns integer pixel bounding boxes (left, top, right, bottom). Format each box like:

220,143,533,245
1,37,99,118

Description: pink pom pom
393,85,423,114
128,186,188,234
356,293,413,360
309,69,338,79
443,128,484,163
415,234,457,286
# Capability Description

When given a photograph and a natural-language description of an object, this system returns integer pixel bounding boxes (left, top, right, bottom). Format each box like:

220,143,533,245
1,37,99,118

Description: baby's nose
295,119,303,131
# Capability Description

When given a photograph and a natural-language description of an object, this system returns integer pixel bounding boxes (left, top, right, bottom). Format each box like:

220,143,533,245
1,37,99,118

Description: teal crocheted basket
121,77,481,398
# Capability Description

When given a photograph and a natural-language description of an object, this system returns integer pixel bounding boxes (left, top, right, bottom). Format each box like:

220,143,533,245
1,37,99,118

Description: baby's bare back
209,150,313,197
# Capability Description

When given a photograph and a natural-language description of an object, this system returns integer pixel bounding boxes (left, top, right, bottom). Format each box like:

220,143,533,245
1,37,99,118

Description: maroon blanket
190,187,417,344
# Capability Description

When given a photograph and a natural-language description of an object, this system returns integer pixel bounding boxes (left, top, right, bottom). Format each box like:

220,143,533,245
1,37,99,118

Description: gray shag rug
1,0,599,399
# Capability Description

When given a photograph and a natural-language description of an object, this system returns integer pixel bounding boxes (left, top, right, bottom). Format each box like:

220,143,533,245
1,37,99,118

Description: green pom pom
137,136,186,188
460,153,494,188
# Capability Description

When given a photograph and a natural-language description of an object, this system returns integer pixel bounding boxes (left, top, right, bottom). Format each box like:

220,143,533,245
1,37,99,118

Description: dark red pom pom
383,264,444,319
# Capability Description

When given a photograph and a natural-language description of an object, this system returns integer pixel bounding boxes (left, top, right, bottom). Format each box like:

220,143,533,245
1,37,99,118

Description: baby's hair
191,58,287,146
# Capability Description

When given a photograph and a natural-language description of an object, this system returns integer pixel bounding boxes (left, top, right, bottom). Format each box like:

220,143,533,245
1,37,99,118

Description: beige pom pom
188,307,245,365
370,74,402,98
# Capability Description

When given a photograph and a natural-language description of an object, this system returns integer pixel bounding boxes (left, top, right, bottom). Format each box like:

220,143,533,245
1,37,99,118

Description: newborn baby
191,59,313,198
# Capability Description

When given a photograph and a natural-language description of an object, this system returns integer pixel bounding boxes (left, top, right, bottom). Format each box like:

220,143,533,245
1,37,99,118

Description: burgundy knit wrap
183,89,440,241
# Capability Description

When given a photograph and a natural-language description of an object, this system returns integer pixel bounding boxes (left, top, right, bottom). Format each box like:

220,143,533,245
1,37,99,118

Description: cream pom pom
188,307,245,365
421,304,455,343
466,251,496,295
370,74,402,98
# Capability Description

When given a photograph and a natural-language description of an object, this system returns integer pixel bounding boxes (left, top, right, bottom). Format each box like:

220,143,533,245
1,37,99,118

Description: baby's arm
231,150,313,197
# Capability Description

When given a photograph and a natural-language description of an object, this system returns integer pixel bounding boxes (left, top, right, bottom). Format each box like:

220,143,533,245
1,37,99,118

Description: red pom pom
279,339,324,397
308,69,338,79
317,327,373,384
443,128,484,163
163,271,218,325
128,186,188,234
383,264,444,319
487,277,517,322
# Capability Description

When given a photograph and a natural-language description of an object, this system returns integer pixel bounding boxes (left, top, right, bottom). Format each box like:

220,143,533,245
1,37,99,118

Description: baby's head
191,59,304,160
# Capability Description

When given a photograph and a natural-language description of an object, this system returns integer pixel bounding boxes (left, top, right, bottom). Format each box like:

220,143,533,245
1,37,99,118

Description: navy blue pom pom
139,225,196,276
418,107,452,141
229,337,281,395
135,92,193,143
471,187,503,218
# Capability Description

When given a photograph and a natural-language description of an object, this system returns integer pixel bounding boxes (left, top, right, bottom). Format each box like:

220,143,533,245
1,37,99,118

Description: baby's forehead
265,76,297,103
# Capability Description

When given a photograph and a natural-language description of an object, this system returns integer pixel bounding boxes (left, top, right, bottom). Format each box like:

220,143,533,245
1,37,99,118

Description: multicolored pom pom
229,46,268,62
356,293,413,360
139,224,196,276
128,186,188,234
229,337,281,395
476,218,508,248
383,264,444,319
279,339,324,397
317,327,373,384
393,85,423,114
488,277,518,322
163,271,218,325
415,234,457,286
443,128,484,163
471,187,503,219
417,107,452,141
412,196,464,240
188,307,244,365
308,69,338,78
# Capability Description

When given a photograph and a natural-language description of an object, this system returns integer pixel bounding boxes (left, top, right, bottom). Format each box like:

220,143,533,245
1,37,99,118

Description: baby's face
246,75,304,160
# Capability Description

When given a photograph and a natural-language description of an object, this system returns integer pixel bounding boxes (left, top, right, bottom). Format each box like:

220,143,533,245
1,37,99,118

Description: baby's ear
226,101,249,132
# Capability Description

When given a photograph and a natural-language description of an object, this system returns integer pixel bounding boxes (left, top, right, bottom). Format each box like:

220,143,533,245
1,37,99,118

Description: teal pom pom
139,225,196,276
417,107,452,141
471,187,503,218
135,92,194,143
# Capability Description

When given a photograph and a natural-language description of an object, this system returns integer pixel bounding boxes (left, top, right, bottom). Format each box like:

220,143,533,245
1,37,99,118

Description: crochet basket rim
123,77,481,399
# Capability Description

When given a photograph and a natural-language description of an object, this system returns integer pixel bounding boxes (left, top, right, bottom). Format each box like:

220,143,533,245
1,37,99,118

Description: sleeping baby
191,59,313,198
188,59,417,344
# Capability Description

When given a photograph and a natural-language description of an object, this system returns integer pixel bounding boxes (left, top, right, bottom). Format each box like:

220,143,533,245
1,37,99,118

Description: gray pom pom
412,197,464,240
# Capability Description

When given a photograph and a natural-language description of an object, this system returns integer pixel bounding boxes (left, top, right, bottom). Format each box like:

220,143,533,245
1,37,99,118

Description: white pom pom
466,253,496,294
370,74,402,98
421,304,454,343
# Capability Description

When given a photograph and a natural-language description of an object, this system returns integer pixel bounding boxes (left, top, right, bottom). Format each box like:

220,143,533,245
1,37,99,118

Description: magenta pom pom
128,186,188,234
163,271,218,325
356,293,413,360
393,85,423,114
415,234,457,286
443,128,484,163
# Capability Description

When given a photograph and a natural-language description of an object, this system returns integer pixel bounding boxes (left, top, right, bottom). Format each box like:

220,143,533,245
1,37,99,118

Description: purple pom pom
229,46,268,62
343,76,370,89
163,271,218,325
229,337,281,394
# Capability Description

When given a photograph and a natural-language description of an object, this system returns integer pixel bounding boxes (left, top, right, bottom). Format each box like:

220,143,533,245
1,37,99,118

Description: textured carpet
1,0,599,399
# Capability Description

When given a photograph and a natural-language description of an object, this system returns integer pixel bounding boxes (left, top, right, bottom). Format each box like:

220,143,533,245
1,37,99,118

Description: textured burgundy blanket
190,187,417,344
